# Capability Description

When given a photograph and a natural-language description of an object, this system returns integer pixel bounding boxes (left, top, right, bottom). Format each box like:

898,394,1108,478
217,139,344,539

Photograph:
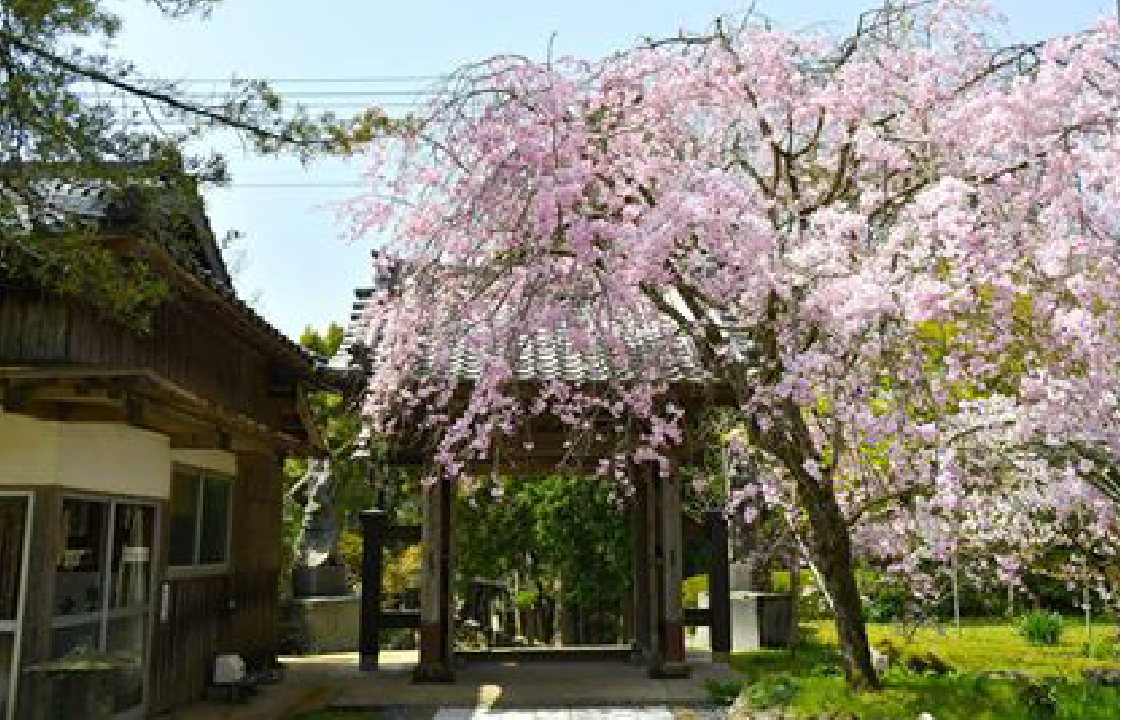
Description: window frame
167,464,233,577
0,491,33,720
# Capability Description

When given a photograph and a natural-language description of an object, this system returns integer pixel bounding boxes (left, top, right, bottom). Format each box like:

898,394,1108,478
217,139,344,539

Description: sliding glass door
0,493,31,720
52,497,155,720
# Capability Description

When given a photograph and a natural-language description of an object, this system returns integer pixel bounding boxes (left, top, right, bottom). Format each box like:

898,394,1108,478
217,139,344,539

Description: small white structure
212,654,246,685
697,590,792,652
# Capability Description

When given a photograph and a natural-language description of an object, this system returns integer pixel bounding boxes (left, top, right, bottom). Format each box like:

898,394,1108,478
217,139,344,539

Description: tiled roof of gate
336,278,749,385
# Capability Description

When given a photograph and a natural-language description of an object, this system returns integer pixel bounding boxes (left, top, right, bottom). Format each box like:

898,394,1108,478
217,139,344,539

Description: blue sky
105,0,1115,340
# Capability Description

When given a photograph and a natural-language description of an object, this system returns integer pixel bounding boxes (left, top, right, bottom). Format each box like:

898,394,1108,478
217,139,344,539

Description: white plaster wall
172,448,236,476
0,411,60,485
0,412,171,498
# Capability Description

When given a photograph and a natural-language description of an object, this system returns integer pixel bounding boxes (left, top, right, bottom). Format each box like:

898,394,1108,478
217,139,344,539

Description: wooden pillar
359,509,385,671
414,476,454,682
706,508,731,661
15,487,59,720
630,478,651,663
654,470,688,677
645,469,662,670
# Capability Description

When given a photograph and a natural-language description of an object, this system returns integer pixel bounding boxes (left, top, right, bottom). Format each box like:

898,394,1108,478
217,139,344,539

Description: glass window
0,497,28,623
110,505,154,609
0,495,30,720
168,472,198,566
169,468,232,568
55,499,107,616
199,476,231,565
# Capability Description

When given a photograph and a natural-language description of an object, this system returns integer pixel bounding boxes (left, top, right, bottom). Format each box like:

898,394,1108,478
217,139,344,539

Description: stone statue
290,457,338,568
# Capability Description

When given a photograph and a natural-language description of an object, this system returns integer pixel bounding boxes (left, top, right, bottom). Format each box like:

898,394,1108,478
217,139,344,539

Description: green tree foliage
0,0,396,325
454,474,632,623
287,323,373,526
281,323,376,591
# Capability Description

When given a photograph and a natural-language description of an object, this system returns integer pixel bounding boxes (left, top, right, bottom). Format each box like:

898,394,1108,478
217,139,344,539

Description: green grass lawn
740,673,1120,719
726,618,1120,719
824,617,1118,678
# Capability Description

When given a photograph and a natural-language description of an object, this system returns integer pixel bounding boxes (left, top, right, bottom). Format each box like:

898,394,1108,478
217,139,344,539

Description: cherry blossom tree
348,1,1119,687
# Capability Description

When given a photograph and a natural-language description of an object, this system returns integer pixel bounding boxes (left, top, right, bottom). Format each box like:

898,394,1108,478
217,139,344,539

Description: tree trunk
787,544,801,646
799,475,879,689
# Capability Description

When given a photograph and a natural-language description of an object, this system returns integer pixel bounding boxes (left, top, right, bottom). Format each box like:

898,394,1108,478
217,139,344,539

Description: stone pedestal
284,594,362,653
292,564,350,598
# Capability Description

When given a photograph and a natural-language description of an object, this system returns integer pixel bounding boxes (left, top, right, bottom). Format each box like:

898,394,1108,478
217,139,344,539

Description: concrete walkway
161,651,738,719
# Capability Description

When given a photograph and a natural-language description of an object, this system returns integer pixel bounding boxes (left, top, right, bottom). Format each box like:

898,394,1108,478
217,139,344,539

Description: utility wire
75,90,441,98
76,76,449,84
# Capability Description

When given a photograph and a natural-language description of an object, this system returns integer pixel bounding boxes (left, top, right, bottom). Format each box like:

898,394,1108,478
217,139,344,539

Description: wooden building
0,184,316,719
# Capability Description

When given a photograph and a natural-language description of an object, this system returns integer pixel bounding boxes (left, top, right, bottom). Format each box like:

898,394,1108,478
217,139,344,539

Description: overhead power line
73,75,449,85
75,90,441,98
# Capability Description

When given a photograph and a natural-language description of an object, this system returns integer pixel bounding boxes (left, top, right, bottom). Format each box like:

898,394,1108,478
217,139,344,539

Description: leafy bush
864,588,905,622
771,569,831,619
334,529,364,585
1019,679,1059,718
810,662,843,677
1083,632,1119,660
744,675,798,709
513,590,538,610
1019,610,1064,645
904,651,953,675
874,638,902,667
704,677,743,706
682,574,708,608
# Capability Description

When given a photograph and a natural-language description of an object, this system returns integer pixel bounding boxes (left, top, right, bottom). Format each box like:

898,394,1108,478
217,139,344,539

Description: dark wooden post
651,471,688,678
706,508,731,661
630,478,650,663
645,470,662,671
414,476,454,682
359,509,386,671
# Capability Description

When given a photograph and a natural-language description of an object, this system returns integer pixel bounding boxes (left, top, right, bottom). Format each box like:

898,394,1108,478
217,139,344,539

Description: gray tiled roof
337,283,747,385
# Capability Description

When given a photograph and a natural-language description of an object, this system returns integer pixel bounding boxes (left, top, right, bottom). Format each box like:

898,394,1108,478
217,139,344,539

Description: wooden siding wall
149,452,283,714
228,453,283,664
0,288,292,427
149,574,230,711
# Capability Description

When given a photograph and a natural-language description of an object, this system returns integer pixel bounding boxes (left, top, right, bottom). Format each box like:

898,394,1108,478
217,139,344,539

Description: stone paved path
435,708,674,719
433,707,727,719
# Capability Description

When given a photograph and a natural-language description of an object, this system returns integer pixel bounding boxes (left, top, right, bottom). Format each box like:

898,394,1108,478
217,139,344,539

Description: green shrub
904,650,953,675
744,675,798,709
513,590,538,610
1083,632,1120,660
704,677,744,706
1019,679,1059,718
1019,610,1064,645
682,574,709,608
771,569,831,619
874,638,903,667
334,529,364,584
